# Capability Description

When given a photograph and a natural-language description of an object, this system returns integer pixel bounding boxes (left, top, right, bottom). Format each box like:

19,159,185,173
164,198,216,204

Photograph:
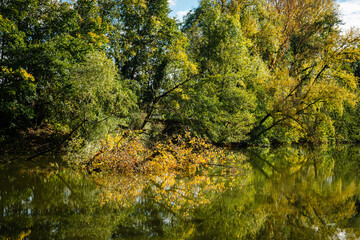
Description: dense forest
1,0,360,151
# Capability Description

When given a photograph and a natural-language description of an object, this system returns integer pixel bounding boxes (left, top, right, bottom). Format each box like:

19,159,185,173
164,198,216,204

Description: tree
101,0,197,130
247,0,360,144
60,51,136,140
173,0,266,143
0,0,132,140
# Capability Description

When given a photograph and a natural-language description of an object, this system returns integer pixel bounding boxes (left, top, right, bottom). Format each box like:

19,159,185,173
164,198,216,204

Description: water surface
1,145,360,239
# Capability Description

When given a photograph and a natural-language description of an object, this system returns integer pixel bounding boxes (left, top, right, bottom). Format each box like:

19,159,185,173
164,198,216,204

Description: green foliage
1,0,360,147
0,67,36,132
101,0,198,130
0,0,136,144
56,51,136,139
172,0,265,143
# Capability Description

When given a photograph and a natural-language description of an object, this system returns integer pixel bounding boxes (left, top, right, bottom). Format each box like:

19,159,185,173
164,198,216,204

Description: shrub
84,131,241,176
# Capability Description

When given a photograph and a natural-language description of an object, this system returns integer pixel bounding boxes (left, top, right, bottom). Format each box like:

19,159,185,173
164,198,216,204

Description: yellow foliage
86,131,148,174
84,132,248,211
1,66,35,81
19,68,35,81
16,229,31,240
85,131,242,177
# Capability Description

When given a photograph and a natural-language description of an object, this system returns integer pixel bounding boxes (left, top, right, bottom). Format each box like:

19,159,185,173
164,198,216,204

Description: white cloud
337,0,360,31
168,0,177,7
176,10,190,21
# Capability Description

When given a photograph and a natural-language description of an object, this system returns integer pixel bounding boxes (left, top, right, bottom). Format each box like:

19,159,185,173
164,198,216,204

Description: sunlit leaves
84,131,248,215
86,131,243,175
102,0,196,131
246,0,360,144
177,1,264,143
86,131,148,174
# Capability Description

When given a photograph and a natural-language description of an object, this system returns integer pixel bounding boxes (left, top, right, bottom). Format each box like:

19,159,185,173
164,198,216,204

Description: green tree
101,0,197,131
60,51,136,140
0,0,134,142
174,0,265,143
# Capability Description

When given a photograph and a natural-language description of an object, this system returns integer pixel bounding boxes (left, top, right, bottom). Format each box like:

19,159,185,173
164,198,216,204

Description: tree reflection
107,146,360,239
0,160,125,240
2,146,360,239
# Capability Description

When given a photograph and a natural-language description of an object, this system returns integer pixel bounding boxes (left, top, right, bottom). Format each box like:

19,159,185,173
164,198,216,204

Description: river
1,145,360,239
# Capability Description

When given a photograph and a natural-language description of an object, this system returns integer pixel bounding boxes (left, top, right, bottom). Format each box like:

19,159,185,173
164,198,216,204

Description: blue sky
168,0,198,20
169,0,360,31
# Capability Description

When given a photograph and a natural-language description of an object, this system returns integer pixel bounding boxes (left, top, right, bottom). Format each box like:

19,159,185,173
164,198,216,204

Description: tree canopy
1,0,360,146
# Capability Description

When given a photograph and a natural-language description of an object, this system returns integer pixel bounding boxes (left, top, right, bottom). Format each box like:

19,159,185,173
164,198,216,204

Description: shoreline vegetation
83,131,243,175
1,0,360,169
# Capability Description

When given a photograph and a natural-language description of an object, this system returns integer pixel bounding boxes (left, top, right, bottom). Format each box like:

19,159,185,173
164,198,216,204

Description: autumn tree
246,0,360,144
181,0,359,144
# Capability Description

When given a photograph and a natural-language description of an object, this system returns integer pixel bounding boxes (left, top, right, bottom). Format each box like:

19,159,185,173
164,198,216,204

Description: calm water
2,145,360,239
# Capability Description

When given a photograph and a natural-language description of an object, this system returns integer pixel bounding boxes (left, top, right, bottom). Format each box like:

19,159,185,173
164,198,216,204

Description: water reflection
238,145,360,239
0,159,123,239
1,146,360,239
